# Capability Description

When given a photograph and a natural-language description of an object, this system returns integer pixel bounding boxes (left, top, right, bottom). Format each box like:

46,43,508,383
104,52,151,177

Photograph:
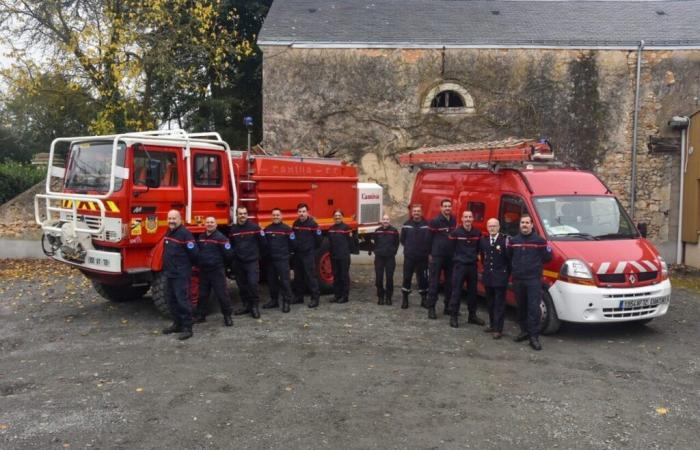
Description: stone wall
260,46,700,258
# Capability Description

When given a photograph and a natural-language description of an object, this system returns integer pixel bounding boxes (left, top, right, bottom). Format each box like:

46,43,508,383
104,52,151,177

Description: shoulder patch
546,245,552,252
290,232,296,240
186,241,195,249
316,229,322,236
260,230,265,236
224,242,231,250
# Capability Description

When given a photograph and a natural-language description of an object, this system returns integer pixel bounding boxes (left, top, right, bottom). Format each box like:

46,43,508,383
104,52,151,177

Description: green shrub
0,161,46,204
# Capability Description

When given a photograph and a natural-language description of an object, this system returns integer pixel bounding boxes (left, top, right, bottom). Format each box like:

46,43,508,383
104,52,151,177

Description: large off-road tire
539,290,561,335
149,272,172,318
92,280,149,303
316,238,334,294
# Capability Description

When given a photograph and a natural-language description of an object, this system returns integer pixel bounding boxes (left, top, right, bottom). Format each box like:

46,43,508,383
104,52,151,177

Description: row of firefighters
161,200,552,351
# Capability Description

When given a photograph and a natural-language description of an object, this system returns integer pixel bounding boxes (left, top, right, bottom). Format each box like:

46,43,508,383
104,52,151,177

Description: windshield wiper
553,232,598,240
596,232,635,240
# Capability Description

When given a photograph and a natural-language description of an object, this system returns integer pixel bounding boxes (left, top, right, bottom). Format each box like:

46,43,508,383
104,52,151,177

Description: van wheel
92,281,149,303
150,272,172,318
316,237,334,294
539,290,561,335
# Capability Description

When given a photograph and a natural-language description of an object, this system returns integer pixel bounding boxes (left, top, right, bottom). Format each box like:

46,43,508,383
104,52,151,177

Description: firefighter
426,199,456,320
479,218,510,339
371,213,400,305
263,208,294,313
400,204,430,309
193,216,233,327
291,203,322,308
328,209,359,303
229,206,264,319
161,209,198,340
506,214,553,351
447,210,485,328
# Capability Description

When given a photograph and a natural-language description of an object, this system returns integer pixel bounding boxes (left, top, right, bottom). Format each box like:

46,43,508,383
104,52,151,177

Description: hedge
0,161,46,205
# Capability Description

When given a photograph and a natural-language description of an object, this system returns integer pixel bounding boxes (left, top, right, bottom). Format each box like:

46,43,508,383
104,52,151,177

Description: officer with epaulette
506,213,553,351
371,213,400,305
328,209,359,303
447,210,485,328
427,199,457,319
229,206,264,319
262,208,294,313
291,203,322,308
161,209,198,340
479,218,510,339
192,216,233,327
400,204,431,309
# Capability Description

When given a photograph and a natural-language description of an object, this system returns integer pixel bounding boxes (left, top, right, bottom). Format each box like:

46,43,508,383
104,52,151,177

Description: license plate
619,295,670,309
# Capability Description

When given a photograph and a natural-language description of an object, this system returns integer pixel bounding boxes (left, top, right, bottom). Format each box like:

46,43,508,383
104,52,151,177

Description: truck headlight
560,259,594,285
658,256,669,280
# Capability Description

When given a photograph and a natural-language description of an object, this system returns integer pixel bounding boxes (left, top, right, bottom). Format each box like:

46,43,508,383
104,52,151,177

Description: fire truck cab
35,130,382,315
401,140,671,334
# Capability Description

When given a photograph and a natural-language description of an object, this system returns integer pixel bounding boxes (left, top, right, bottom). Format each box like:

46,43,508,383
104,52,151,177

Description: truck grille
602,305,658,318
360,203,380,224
597,271,658,284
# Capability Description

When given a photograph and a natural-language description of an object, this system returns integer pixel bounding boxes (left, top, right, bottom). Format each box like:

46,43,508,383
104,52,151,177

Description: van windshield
533,196,639,240
64,141,125,192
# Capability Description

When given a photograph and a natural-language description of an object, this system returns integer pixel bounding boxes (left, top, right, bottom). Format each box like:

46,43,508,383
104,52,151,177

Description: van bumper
549,279,671,323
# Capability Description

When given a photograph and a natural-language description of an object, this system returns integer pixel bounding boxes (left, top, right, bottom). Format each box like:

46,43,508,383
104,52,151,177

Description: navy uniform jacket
197,229,232,271
479,233,510,287
264,222,294,260
372,225,400,257
449,226,481,265
292,217,322,254
229,220,264,263
428,214,457,258
163,225,198,278
506,232,553,281
328,222,358,259
400,219,431,258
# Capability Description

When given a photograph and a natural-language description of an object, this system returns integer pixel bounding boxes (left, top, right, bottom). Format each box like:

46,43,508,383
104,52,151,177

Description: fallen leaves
655,406,669,416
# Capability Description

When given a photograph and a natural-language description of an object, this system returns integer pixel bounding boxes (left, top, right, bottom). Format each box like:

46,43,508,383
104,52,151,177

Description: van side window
499,195,529,236
194,154,222,187
133,149,178,187
467,201,485,222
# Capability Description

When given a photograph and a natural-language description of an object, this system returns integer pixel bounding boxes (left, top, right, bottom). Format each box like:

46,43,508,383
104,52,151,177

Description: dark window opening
467,201,486,222
499,195,529,237
430,90,465,108
194,154,222,187
133,149,178,187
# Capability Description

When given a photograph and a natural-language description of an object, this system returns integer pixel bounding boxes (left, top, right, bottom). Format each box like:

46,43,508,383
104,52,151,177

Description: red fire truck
35,130,382,315
400,139,671,334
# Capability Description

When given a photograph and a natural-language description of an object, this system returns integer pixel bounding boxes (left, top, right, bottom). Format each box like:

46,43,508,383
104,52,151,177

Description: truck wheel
316,238,334,294
150,272,172,318
92,281,149,303
539,290,561,335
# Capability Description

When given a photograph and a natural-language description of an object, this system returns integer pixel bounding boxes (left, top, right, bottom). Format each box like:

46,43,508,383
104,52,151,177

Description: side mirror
637,222,648,238
145,160,161,188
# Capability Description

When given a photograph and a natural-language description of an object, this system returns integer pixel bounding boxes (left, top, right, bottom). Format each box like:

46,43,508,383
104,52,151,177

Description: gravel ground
0,259,699,449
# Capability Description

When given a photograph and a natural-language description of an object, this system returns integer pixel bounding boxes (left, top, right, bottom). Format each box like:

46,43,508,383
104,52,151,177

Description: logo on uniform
186,241,195,249
260,230,265,236
224,242,231,250
546,246,552,252
290,232,296,240
316,229,322,235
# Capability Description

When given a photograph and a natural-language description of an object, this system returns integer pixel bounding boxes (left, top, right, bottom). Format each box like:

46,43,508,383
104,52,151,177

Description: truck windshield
64,141,125,192
533,196,639,240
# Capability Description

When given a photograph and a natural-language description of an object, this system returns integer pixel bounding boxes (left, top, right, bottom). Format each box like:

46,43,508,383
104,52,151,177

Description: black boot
428,306,437,319
337,296,348,304
529,337,542,351
329,296,339,303
251,304,261,319
467,313,485,326
281,300,290,313
513,332,530,342
178,328,193,340
385,291,392,306
378,295,385,305
233,302,251,316
443,303,450,316
401,292,409,309
162,323,183,334
308,298,320,308
223,315,233,327
420,294,428,309
450,314,459,328
192,312,206,324
262,300,279,309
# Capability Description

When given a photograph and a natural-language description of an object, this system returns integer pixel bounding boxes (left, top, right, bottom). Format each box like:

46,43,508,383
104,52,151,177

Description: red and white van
401,140,671,334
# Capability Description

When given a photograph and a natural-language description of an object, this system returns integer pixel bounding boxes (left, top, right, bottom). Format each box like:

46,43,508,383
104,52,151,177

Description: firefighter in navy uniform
262,208,294,313
479,218,510,339
193,216,233,326
447,210,485,328
371,213,400,305
291,203,322,308
161,209,199,340
400,204,431,309
328,210,359,303
229,206,264,319
506,214,553,351
426,199,457,319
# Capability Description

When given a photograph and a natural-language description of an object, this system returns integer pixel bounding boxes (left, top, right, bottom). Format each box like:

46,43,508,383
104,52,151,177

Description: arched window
422,82,475,115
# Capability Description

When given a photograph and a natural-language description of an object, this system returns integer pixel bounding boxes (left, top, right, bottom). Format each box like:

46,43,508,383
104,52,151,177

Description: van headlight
560,259,594,285
658,256,669,280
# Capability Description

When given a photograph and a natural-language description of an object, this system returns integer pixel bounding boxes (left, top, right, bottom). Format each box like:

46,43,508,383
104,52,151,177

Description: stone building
258,0,700,262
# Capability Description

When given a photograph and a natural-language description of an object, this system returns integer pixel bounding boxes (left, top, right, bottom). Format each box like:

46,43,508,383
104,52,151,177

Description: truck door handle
216,202,228,208
171,203,184,208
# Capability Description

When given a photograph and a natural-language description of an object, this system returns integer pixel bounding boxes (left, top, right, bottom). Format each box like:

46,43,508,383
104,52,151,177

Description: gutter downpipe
630,40,644,219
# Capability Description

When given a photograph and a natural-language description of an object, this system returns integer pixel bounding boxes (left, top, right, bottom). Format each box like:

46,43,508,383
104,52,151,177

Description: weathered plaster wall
260,46,700,256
